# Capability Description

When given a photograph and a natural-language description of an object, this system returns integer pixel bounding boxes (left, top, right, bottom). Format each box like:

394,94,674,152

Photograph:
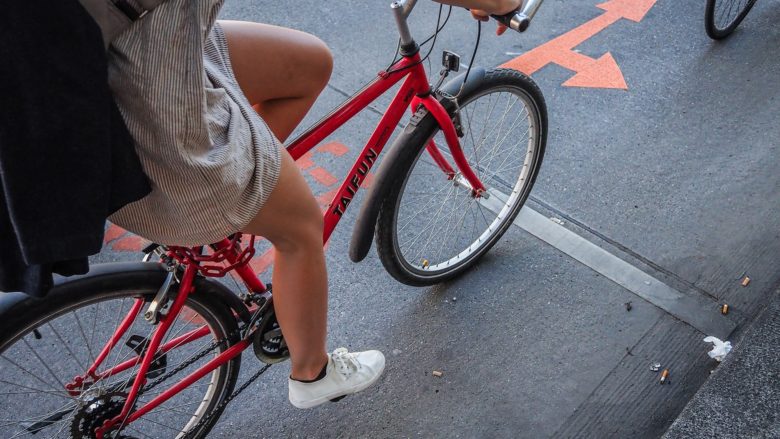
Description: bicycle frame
90,49,488,437
288,53,486,243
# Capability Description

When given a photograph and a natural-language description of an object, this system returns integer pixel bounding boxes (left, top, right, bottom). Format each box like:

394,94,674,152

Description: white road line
482,194,736,338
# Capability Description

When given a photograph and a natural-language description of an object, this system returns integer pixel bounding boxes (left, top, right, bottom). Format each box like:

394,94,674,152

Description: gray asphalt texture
90,0,780,437
663,287,780,439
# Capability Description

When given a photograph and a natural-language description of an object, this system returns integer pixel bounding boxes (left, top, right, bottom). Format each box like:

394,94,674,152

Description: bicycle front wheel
376,68,547,286
705,0,757,39
0,267,241,439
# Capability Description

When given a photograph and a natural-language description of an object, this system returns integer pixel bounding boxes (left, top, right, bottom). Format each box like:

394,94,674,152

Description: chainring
252,310,290,364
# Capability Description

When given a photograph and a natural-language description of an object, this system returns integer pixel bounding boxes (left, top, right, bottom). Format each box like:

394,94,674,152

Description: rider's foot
288,348,385,409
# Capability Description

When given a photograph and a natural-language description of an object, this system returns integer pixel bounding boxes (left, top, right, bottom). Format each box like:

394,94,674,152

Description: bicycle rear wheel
705,0,757,39
0,268,240,439
375,68,547,286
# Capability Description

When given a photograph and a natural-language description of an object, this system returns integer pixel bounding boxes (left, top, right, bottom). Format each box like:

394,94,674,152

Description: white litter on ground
704,336,732,362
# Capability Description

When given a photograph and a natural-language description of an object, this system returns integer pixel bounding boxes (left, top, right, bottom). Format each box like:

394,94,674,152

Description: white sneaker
288,348,385,409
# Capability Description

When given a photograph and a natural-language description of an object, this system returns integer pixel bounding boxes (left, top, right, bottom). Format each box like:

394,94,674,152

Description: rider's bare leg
219,20,332,141
220,21,332,380
242,152,329,381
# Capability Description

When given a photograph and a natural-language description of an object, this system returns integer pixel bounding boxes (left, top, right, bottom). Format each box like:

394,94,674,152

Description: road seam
482,193,737,339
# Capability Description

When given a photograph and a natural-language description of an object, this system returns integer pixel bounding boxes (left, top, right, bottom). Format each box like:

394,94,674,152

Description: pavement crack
528,195,721,302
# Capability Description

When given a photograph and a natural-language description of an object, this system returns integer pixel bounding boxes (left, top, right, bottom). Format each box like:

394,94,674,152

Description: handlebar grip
490,11,530,32
491,0,545,33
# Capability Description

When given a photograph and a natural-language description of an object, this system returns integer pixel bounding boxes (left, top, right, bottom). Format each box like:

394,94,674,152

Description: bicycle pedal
329,395,348,403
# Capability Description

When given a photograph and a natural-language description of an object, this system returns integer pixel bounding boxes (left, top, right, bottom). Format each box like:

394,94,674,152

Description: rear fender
0,262,251,323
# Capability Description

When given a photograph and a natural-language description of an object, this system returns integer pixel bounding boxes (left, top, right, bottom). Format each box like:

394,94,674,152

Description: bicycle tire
375,68,547,286
0,269,241,439
705,0,757,40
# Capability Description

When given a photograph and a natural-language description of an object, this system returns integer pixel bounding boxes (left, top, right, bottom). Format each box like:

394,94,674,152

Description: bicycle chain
141,336,227,394
181,363,272,439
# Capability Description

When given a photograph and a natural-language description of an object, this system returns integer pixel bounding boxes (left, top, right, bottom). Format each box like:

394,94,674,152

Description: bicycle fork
412,93,488,198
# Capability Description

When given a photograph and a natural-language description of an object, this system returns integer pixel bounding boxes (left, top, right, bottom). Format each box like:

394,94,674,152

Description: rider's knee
305,36,333,91
272,199,323,253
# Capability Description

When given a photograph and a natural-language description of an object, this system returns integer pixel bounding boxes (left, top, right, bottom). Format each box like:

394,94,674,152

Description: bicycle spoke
404,182,459,264
2,401,76,437
46,321,87,373
0,402,75,428
477,93,518,160
72,309,95,372
446,197,481,261
133,415,188,435
481,123,532,186
126,425,157,439
140,382,214,399
433,192,475,265
401,181,457,252
463,105,482,179
722,0,738,25
148,401,211,417
21,339,67,390
45,421,70,439
715,0,751,29
414,179,472,267
475,92,501,154
0,356,69,398
94,298,136,396
0,380,74,401
475,199,494,229
479,104,528,171
432,192,467,265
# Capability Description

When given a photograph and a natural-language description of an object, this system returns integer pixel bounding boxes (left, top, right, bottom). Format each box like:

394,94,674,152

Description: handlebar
391,0,544,49
491,0,545,33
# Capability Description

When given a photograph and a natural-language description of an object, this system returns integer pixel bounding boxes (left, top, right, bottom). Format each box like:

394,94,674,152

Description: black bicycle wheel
0,268,240,438
705,0,757,39
375,68,547,286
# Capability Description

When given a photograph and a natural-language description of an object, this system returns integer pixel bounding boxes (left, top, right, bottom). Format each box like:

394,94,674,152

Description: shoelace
331,347,361,378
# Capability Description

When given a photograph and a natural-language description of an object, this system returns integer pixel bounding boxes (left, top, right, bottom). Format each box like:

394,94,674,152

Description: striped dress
107,0,282,246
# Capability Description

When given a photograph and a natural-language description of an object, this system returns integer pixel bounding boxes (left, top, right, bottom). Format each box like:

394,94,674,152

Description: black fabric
290,363,329,383
0,0,151,297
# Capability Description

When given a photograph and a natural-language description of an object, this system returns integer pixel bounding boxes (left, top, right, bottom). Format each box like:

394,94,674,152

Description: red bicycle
0,1,547,437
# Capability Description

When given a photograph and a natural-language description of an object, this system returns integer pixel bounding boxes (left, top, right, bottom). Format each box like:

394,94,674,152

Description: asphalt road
87,0,780,437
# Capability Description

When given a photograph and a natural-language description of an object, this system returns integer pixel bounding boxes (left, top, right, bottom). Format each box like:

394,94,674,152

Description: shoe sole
289,363,386,409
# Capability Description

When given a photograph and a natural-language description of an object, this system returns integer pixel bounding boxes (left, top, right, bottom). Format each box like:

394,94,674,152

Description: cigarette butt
741,276,751,287
432,370,443,378
721,304,729,315
421,259,430,268
660,369,669,384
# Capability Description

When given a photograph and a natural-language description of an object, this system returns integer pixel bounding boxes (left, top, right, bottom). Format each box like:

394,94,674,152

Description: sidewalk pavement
663,286,780,438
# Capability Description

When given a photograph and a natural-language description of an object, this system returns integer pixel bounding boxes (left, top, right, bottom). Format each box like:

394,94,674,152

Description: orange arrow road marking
501,0,657,90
